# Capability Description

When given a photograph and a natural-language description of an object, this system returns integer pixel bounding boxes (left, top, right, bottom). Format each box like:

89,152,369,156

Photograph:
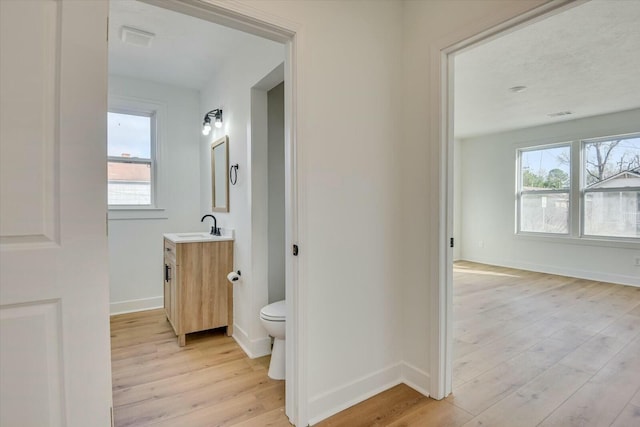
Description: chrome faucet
201,214,221,236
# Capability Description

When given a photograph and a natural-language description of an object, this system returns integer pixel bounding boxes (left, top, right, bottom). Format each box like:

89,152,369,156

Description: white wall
198,37,285,359
229,1,405,422
458,109,640,286
108,75,202,314
268,82,286,303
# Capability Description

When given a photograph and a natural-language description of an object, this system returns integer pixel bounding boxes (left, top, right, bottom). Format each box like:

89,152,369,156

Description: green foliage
522,169,545,188
546,168,569,189
522,168,569,189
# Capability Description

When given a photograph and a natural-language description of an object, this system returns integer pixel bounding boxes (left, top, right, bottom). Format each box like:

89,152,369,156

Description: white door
0,1,112,426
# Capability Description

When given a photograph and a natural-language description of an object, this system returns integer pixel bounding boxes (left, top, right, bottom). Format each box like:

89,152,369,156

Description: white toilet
259,300,286,380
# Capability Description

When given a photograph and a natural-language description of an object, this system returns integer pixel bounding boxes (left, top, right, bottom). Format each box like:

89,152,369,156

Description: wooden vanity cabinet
163,238,234,346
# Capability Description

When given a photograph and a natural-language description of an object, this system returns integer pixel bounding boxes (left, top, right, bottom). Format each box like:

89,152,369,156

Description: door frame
431,0,581,399
136,0,306,424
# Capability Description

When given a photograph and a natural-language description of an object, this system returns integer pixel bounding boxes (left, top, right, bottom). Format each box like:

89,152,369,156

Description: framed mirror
211,135,229,212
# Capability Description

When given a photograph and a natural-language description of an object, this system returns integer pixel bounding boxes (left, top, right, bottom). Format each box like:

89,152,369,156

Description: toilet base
268,337,285,380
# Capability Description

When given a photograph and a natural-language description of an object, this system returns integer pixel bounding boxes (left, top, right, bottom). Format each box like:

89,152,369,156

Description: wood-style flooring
111,263,640,426
317,262,640,427
110,309,290,427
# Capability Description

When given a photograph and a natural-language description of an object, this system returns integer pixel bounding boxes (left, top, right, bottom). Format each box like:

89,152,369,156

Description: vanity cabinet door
163,260,170,319
169,258,178,333
163,238,178,333
163,254,177,328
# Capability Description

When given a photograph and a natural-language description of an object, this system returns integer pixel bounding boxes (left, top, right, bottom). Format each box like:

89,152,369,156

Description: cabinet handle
165,264,171,282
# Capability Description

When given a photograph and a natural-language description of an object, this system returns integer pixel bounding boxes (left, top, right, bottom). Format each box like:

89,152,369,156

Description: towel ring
229,164,239,185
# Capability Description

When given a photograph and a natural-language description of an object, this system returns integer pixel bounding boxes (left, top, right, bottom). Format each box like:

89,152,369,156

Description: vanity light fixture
202,109,223,136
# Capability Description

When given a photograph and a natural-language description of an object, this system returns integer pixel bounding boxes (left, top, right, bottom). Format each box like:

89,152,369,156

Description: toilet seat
260,300,286,322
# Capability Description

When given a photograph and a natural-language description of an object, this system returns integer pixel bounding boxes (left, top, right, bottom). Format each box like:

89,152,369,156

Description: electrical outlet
478,240,485,248
635,257,640,267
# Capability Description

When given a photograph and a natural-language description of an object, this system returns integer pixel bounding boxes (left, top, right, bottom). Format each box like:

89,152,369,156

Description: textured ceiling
454,0,640,139
108,1,282,90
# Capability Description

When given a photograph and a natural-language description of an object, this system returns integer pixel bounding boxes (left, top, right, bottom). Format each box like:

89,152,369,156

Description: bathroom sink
176,233,213,238
164,231,234,243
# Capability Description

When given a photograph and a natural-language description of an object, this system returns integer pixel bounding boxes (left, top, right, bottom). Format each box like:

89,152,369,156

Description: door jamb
432,0,580,399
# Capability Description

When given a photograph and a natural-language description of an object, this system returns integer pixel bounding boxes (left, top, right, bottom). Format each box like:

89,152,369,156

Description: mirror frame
211,135,229,212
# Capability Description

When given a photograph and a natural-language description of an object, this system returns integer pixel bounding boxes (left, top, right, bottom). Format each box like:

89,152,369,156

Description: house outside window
517,144,571,234
582,135,640,239
107,111,156,207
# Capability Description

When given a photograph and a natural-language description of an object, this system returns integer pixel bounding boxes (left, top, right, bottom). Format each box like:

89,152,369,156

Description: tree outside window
518,145,571,234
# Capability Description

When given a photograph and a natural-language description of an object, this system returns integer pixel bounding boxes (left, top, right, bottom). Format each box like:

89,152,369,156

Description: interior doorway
441,0,640,399
106,0,302,424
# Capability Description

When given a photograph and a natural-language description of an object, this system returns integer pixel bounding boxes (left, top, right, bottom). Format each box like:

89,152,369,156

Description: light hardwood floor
111,263,640,426
317,262,640,427
110,309,290,427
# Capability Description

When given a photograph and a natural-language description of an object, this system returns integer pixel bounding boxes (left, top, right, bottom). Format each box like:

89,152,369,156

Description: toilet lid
260,300,286,321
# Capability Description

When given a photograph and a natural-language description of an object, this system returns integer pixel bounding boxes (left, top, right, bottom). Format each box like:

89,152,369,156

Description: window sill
515,233,639,250
108,207,167,221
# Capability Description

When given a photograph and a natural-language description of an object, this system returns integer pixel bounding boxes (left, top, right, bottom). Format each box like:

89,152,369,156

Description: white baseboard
306,361,432,425
463,256,639,287
401,361,430,397
308,363,403,426
232,324,272,359
110,296,163,315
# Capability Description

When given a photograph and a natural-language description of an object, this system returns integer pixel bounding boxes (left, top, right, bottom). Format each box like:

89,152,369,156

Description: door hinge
450,237,454,248
292,244,299,256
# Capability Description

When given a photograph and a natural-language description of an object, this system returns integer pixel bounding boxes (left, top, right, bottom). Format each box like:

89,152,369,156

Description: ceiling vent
508,86,528,93
547,111,573,117
120,26,155,48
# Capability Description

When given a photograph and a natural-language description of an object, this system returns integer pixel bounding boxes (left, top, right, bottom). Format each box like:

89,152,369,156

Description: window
516,133,639,241
107,111,155,207
518,145,571,234
583,135,640,238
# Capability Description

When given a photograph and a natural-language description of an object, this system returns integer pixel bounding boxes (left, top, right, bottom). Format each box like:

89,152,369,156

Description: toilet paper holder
227,270,241,282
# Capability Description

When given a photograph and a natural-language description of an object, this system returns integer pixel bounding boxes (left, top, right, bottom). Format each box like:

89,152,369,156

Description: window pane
521,146,570,190
584,137,640,187
584,191,640,238
108,161,151,205
108,112,151,159
521,193,569,233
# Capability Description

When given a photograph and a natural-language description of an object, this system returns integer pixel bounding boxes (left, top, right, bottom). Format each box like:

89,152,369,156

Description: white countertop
164,229,234,243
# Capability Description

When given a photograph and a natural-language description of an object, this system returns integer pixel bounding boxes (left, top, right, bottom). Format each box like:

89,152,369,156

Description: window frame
107,109,157,208
516,142,572,236
107,95,167,220
580,133,640,241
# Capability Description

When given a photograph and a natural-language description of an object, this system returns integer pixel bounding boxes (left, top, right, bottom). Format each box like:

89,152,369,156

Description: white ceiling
108,1,281,90
454,0,640,139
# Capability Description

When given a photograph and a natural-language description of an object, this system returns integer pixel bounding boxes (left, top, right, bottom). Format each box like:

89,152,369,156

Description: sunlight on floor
454,264,521,278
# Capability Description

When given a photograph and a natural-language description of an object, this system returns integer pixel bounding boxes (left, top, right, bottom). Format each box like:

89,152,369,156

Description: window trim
107,95,167,220
516,142,572,236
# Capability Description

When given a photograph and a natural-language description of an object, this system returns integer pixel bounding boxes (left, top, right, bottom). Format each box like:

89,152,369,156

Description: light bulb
202,122,211,135
214,118,222,129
